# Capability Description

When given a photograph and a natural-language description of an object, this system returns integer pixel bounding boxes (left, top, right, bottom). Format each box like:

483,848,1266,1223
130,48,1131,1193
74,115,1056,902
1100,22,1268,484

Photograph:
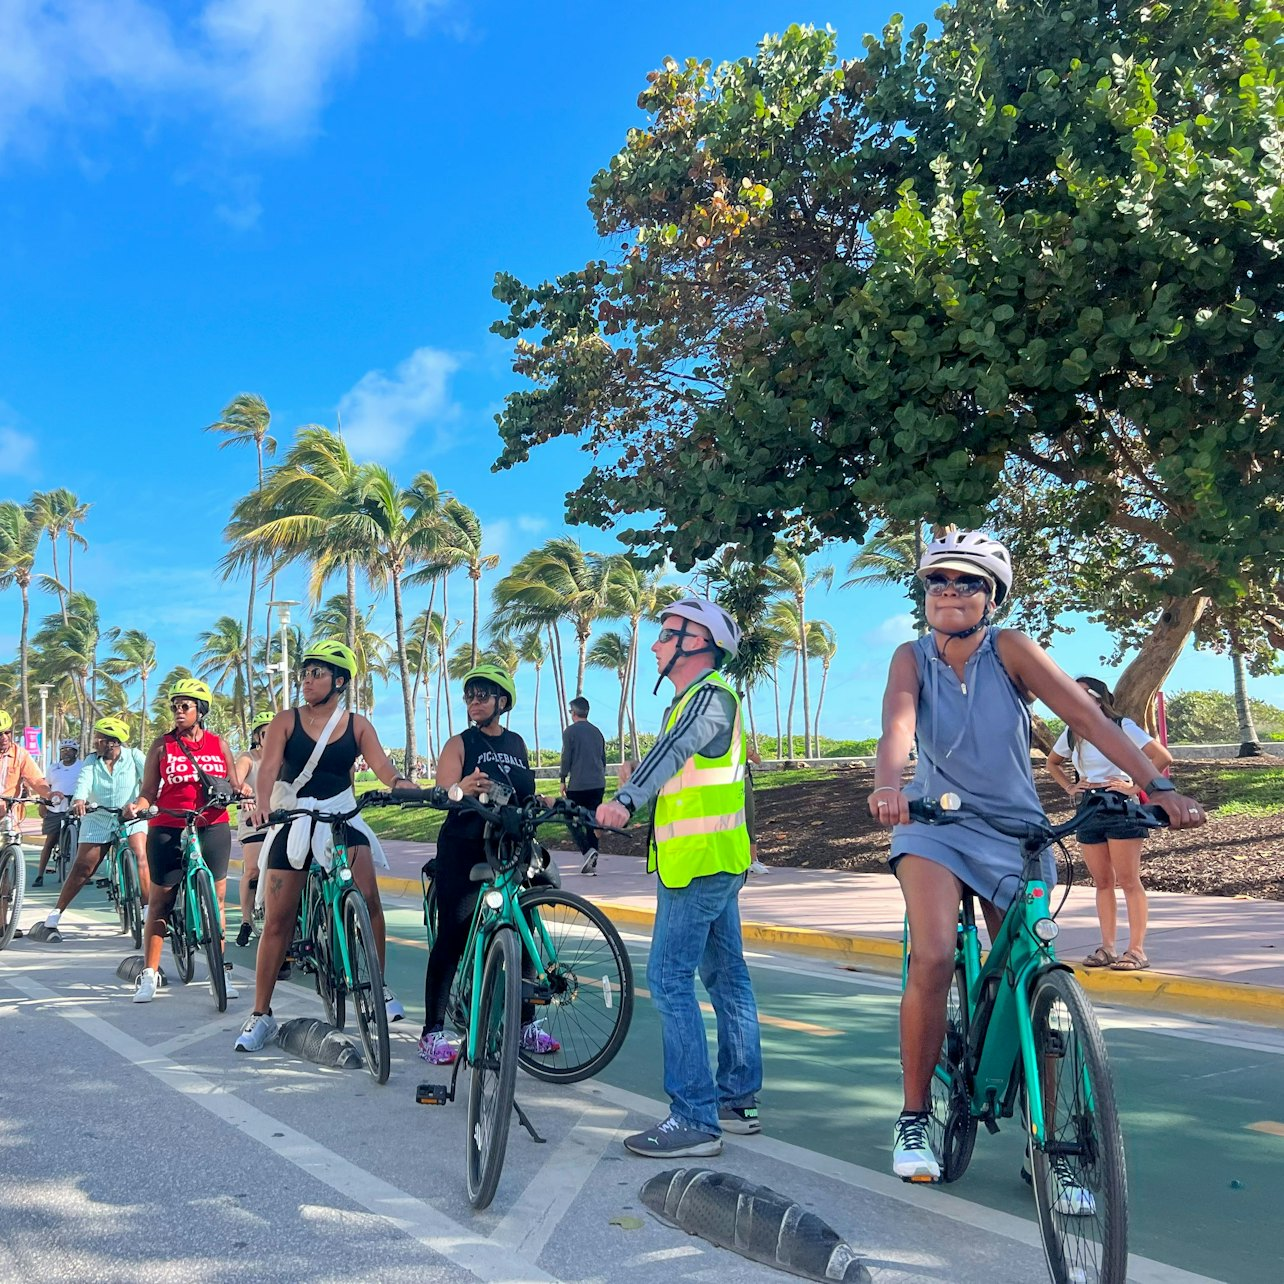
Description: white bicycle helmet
660,598,742,660
917,531,1013,605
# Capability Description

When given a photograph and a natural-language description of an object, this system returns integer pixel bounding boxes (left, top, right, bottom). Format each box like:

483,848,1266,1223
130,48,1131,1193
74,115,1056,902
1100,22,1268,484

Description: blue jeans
649,871,763,1134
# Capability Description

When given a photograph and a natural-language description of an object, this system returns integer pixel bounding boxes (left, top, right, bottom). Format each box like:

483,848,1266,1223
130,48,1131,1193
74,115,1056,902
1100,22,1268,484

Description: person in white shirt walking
1045,676,1173,973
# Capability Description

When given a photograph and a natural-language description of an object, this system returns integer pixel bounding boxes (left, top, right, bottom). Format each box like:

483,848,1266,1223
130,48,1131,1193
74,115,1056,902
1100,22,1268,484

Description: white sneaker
133,968,158,1004
579,848,599,876
45,909,61,929
1050,1157,1096,1217
234,1011,278,1052
892,1111,940,1181
384,986,404,1022
748,860,769,875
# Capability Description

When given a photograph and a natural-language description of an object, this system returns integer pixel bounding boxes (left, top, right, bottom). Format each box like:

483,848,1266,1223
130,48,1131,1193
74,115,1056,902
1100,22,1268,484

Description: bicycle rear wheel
342,891,388,1083
307,873,344,1029
928,962,977,1182
121,847,144,950
467,926,520,1209
170,891,196,983
1028,969,1128,1284
515,888,634,1083
0,842,24,950
56,819,77,882
196,872,227,1012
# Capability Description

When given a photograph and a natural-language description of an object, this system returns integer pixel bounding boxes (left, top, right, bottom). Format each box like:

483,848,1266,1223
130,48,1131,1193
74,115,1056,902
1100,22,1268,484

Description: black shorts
147,824,232,888
264,821,367,871
41,811,68,837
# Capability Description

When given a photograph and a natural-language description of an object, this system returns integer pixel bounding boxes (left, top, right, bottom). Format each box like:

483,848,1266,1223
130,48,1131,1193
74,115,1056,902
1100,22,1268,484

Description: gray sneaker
624,1115,722,1158
718,1104,761,1135
234,1011,278,1052
579,848,599,876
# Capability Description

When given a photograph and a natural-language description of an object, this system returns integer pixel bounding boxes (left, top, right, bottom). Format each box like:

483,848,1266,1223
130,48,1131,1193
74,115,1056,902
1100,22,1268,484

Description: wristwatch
1146,776,1176,794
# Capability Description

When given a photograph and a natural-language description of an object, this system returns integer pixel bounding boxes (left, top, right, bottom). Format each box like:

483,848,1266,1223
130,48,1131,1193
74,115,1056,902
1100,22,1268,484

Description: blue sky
1,0,1278,751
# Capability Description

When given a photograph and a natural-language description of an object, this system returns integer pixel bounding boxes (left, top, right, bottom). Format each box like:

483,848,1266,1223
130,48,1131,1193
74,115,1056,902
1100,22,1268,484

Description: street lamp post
37,683,52,772
267,600,300,710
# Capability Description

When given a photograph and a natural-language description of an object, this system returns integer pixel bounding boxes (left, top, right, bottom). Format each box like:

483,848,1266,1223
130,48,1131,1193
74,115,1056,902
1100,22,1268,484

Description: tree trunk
746,688,758,751
575,620,589,700
391,571,416,774
1231,650,1263,757
532,661,542,764
51,534,68,623
785,648,800,759
1113,594,1212,733
796,591,811,757
1029,714,1057,756
627,616,642,759
813,664,830,750
551,623,570,729
345,560,358,710
470,569,480,666
772,659,783,759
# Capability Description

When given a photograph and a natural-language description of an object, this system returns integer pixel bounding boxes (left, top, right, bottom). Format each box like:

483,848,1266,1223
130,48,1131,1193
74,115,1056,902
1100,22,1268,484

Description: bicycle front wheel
0,842,24,950
516,888,634,1083
306,873,344,1029
57,819,77,882
1028,969,1128,1284
170,890,196,983
196,873,227,1013
928,962,976,1183
121,847,144,950
467,926,520,1209
342,891,388,1084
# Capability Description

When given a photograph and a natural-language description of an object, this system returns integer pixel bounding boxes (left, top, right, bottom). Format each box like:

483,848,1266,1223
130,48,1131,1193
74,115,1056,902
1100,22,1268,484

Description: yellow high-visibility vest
649,670,750,888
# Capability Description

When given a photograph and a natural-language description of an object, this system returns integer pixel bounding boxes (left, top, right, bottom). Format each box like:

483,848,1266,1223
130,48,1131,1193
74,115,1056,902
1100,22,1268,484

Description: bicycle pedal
415,1082,450,1105
903,1173,939,1185
93,879,110,889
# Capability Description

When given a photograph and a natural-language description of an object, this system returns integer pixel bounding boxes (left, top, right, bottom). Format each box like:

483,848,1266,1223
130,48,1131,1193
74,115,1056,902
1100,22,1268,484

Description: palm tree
196,616,250,734
764,541,834,758
101,628,158,719
29,489,89,620
207,393,277,707
842,526,924,635
707,550,779,754
0,500,45,726
807,620,838,750
516,629,546,764
435,500,499,666
1231,651,1263,758
32,592,103,746
767,600,803,757
588,630,631,760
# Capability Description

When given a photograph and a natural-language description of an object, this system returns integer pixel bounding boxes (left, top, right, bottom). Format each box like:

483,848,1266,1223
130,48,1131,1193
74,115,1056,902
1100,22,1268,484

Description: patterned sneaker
624,1115,722,1158
579,848,599,876
133,968,159,1004
384,986,405,1022
520,1020,560,1054
892,1111,940,1181
234,1011,278,1052
718,1105,761,1135
417,1030,459,1065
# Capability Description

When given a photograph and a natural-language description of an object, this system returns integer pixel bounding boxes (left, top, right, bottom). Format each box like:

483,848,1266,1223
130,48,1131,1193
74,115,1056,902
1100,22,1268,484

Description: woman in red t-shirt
132,678,246,1004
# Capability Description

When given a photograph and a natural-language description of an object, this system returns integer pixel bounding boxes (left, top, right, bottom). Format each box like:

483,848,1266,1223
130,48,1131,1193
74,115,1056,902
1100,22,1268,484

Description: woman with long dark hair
1045,676,1172,972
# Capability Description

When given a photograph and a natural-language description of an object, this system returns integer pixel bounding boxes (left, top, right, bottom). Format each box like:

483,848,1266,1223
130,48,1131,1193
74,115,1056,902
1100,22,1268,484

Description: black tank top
438,726,535,846
280,710,360,799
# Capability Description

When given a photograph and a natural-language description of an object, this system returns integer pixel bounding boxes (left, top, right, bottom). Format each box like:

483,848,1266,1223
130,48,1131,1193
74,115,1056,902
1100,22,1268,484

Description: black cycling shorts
146,823,232,888
1077,820,1149,846
264,821,368,872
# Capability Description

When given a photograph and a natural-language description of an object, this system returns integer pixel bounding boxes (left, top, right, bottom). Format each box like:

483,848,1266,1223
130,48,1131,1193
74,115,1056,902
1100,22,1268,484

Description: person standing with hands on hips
597,599,762,1158
560,696,607,875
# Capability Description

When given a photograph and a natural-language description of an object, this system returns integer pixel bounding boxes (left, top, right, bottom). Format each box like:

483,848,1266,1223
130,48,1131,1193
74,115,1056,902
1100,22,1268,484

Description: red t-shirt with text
150,731,231,828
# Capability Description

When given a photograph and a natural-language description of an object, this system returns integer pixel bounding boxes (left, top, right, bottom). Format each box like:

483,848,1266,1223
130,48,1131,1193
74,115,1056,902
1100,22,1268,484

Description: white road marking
492,1102,628,1258
7,974,554,1284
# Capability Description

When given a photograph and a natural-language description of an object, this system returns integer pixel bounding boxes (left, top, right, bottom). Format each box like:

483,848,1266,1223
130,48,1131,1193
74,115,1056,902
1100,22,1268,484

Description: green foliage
1207,767,1284,816
1165,690,1284,743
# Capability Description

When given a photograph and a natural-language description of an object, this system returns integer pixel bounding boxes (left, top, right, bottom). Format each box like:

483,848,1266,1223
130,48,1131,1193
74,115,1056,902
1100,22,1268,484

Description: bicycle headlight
338,867,353,884
1033,917,1059,943
483,889,504,910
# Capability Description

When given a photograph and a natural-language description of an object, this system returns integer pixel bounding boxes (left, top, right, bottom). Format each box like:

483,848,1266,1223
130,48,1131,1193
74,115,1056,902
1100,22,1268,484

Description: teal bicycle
0,796,27,950
403,786,634,1209
151,800,229,1012
273,796,391,1084
904,789,1164,1284
84,805,145,949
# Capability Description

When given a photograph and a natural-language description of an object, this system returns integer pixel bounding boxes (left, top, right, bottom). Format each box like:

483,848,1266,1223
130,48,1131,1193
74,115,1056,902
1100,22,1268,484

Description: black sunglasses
463,686,496,704
657,625,692,644
923,573,990,598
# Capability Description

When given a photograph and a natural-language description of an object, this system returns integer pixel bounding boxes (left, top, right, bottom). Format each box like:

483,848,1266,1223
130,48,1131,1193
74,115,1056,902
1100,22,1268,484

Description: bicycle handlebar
908,788,1170,845
360,786,629,838
148,799,235,824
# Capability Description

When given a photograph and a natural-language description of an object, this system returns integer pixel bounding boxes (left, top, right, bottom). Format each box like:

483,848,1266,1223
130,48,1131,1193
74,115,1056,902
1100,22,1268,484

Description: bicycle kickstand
512,1098,546,1144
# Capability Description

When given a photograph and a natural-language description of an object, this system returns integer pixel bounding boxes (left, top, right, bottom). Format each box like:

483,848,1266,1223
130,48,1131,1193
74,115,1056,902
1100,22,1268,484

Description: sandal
1082,946,1117,968
1110,948,1150,972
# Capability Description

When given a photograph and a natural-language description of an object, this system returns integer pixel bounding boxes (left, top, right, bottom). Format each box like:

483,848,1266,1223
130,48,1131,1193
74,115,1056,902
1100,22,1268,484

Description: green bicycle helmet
461,664,517,711
0,711,13,734
301,639,358,678
93,716,131,745
169,678,213,715
250,711,275,733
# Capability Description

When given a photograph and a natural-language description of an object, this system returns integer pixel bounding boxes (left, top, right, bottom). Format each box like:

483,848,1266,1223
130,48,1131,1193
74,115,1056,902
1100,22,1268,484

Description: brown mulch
598,757,1284,901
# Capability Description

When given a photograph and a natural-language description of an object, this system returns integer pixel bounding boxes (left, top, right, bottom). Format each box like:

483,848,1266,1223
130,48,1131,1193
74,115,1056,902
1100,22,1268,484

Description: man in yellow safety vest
598,598,763,1157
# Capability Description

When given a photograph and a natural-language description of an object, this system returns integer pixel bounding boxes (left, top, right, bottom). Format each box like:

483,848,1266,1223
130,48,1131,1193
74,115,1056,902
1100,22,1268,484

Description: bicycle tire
196,872,227,1012
927,961,977,1183
1027,968,1128,1284
170,888,196,983
308,873,344,1029
515,888,634,1084
0,843,24,950
114,843,132,936
56,819,77,883
121,848,144,950
466,926,520,1209
342,891,389,1084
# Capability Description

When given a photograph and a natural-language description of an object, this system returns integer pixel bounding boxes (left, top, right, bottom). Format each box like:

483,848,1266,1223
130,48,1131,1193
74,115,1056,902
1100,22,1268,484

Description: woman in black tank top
235,640,416,1055
418,665,545,1066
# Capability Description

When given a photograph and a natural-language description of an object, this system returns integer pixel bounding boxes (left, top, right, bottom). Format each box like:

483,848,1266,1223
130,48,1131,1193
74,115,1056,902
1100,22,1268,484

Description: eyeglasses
923,574,990,598
463,687,495,705
170,700,198,712
657,626,690,644
298,665,331,681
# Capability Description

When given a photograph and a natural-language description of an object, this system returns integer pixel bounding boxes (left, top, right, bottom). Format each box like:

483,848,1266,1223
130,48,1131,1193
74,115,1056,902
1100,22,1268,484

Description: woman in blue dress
868,531,1206,1182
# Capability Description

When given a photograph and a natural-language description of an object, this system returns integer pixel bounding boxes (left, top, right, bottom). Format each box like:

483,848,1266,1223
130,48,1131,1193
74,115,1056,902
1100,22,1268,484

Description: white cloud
485,514,547,561
337,346,460,461
395,0,451,37
0,426,37,475
0,0,374,154
866,613,918,646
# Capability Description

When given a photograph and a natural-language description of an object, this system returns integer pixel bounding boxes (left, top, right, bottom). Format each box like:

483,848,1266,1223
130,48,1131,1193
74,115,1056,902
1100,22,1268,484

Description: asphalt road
3,865,1277,1284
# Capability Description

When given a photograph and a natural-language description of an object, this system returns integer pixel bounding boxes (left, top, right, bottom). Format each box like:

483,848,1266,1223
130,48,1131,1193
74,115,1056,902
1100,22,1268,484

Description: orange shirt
0,743,46,827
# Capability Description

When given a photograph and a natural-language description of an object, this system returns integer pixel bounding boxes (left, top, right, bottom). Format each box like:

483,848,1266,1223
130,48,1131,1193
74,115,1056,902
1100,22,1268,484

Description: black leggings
422,845,536,1033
